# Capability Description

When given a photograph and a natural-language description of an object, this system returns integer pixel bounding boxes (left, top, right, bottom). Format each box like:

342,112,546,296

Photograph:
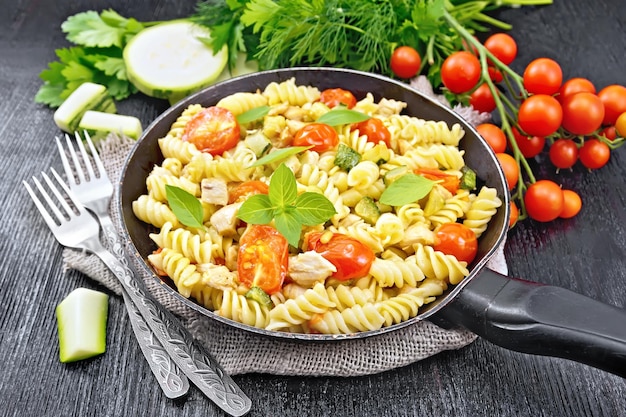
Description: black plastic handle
431,268,626,378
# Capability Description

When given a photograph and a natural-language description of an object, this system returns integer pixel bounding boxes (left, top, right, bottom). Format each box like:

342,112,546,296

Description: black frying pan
118,68,626,378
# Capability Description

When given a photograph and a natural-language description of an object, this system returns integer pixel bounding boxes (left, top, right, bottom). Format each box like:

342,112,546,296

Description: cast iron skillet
118,68,626,377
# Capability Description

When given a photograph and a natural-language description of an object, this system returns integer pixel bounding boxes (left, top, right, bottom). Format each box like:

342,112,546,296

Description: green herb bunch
191,0,552,88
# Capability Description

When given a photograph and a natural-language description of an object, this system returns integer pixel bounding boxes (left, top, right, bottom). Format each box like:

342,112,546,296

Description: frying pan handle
431,268,626,378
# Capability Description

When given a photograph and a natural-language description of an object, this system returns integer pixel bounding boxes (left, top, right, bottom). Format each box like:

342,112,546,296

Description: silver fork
24,169,252,417
56,132,189,399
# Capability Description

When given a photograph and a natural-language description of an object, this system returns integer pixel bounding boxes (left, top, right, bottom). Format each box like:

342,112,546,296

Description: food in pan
131,77,502,334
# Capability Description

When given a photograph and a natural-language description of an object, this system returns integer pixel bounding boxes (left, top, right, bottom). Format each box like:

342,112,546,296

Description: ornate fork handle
87,237,251,416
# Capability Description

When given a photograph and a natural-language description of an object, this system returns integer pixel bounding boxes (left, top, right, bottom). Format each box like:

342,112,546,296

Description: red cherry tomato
496,152,519,191
578,139,610,169
415,168,460,194
237,225,289,295
433,223,478,264
476,123,507,153
523,58,563,95
517,94,563,137
320,88,357,109
597,85,626,125
293,123,339,152
229,180,269,204
484,33,517,65
549,139,579,169
441,51,481,94
558,77,596,102
510,127,545,158
355,118,392,147
182,106,240,155
561,92,605,135
390,46,422,79
616,112,626,137
306,232,375,280
524,180,564,222
487,67,504,83
559,189,582,219
469,83,497,113
509,201,519,228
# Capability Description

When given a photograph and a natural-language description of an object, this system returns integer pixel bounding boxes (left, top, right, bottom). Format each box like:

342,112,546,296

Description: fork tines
23,168,85,228
56,131,104,185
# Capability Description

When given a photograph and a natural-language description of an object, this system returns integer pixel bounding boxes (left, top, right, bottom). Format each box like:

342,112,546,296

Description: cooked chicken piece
399,224,436,251
288,251,337,288
197,263,238,291
283,106,308,121
209,202,242,237
201,178,229,206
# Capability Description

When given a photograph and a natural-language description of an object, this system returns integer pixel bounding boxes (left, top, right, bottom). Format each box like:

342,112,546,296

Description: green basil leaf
316,109,370,126
268,163,297,207
249,146,311,168
379,174,435,206
274,208,303,247
236,105,270,124
165,185,204,228
293,192,336,225
237,194,275,224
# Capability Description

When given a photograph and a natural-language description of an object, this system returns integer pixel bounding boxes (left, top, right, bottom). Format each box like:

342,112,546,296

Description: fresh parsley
237,163,336,246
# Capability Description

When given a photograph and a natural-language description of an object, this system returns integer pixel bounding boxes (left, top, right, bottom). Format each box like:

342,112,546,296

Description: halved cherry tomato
292,123,339,152
355,118,391,147
229,180,269,204
306,232,375,280
182,106,240,156
415,168,460,194
433,223,478,264
320,88,357,109
237,225,289,295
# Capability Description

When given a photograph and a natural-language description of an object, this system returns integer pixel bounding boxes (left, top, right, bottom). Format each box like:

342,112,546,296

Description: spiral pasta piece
132,194,179,228
158,135,200,164
216,92,268,116
148,248,202,298
427,189,472,227
463,186,503,238
308,304,386,334
166,104,203,140
413,243,469,284
262,78,321,106
217,290,272,328
325,285,375,311
376,278,447,327
266,283,336,331
368,255,425,288
146,172,200,202
149,222,213,264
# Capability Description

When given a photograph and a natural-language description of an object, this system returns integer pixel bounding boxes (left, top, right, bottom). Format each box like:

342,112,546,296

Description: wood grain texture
1,1,625,416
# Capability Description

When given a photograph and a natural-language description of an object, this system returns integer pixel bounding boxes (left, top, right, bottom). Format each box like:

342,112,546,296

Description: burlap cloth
62,77,507,376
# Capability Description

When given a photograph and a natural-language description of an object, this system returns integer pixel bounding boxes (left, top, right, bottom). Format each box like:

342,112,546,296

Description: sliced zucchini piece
124,20,228,104
53,82,116,133
383,166,409,186
245,286,272,308
460,166,477,190
244,130,272,157
78,110,143,140
55,288,108,363
355,196,381,225
334,144,361,171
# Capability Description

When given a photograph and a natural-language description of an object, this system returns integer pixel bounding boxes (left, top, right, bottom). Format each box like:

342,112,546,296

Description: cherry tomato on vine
433,223,478,264
561,92,605,135
182,106,240,156
320,88,357,109
229,180,269,204
523,58,563,95
558,77,596,102
601,125,618,140
615,112,626,137
559,189,582,219
293,123,339,152
487,67,504,83
549,139,579,169
597,85,626,125
579,139,610,169
484,33,517,65
524,180,564,222
237,225,289,295
355,118,391,147
476,123,507,153
496,152,519,191
510,127,545,158
517,94,563,137
390,46,422,79
306,232,375,280
509,201,519,228
441,51,481,94
469,83,497,113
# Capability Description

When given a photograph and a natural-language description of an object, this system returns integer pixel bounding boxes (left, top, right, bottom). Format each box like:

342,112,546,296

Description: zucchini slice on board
55,288,109,363
124,20,228,104
79,110,143,140
53,82,116,133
